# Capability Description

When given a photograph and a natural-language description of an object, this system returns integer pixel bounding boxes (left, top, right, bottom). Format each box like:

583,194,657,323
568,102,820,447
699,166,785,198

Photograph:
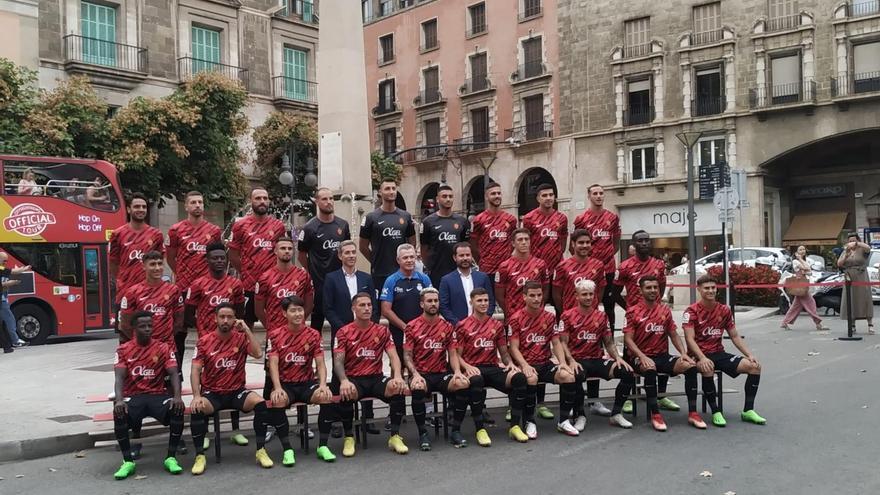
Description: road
1,311,878,495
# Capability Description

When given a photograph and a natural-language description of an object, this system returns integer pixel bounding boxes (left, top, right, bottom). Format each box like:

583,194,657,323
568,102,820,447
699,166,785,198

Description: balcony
272,76,317,110
467,22,488,38
765,14,802,32
413,88,443,108
832,71,880,99
454,133,496,153
177,57,248,89
277,0,319,25
623,105,654,126
62,34,147,89
848,0,880,17
690,29,724,46
397,146,447,164
518,2,542,21
749,80,816,118
372,101,401,117
623,43,652,59
511,61,549,83
692,95,726,117
460,76,493,95
505,121,552,142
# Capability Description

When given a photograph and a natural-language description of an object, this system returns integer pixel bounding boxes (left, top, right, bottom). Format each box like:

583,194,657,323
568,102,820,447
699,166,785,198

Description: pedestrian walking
838,233,874,334
781,245,827,331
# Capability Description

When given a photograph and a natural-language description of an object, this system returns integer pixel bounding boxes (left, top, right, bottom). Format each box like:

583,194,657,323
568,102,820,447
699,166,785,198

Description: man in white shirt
439,242,496,326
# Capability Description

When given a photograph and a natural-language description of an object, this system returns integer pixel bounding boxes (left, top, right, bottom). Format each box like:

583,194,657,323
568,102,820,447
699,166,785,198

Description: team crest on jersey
152,354,160,363
399,218,405,225
373,336,380,343
337,228,343,236
232,347,239,353
268,230,275,236
453,223,459,230
304,343,310,351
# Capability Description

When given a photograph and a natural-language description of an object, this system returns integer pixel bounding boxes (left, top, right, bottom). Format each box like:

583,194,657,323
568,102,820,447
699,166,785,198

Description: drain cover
48,414,91,423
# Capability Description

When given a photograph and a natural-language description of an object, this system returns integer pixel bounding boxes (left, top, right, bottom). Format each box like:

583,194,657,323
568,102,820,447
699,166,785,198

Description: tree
371,151,403,191
252,111,318,217
0,59,39,154
24,75,109,158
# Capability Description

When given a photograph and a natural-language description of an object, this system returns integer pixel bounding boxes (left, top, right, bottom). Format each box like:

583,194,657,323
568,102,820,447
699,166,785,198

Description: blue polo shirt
380,270,432,331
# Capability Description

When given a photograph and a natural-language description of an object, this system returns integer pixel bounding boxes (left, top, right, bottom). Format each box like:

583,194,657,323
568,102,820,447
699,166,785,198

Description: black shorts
332,374,393,403
576,358,616,380
627,353,680,375
123,394,177,425
534,362,561,384
281,381,319,405
203,388,255,412
706,352,743,378
478,365,510,393
244,291,256,324
416,372,454,395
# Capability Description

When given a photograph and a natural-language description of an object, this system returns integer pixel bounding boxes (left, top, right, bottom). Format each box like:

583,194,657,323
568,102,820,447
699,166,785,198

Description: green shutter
302,1,313,22
191,26,221,74
81,1,117,66
283,47,309,100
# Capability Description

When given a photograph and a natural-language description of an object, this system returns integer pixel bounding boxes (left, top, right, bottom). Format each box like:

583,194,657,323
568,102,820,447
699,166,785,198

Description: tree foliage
24,76,109,158
0,59,39,154
371,151,403,191
252,111,318,215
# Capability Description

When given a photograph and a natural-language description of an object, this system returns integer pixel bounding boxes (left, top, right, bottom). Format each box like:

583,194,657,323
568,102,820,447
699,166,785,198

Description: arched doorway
465,175,495,219
516,167,557,217
416,182,440,220
395,192,407,212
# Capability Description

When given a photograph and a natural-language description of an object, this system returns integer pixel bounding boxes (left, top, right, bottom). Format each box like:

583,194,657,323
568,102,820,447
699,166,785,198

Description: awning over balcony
783,212,848,246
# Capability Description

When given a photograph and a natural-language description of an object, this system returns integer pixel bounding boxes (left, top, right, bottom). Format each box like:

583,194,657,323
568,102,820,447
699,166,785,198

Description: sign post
675,131,704,304
714,186,739,307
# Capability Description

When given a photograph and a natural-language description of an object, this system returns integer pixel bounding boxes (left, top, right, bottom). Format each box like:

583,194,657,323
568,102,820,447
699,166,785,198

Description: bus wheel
13,303,52,345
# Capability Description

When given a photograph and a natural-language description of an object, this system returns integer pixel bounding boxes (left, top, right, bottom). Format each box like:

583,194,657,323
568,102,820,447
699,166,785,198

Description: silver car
669,247,791,275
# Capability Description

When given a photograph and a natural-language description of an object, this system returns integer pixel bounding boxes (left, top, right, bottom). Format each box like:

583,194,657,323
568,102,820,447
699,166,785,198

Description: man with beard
522,183,568,273
574,184,622,329
470,182,517,283
297,187,350,332
228,188,285,330
185,243,245,338
255,238,315,334
439,242,495,326
359,178,416,297
420,185,470,288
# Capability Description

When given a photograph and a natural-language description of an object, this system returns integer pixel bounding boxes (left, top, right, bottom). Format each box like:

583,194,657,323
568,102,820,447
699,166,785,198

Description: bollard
839,275,862,341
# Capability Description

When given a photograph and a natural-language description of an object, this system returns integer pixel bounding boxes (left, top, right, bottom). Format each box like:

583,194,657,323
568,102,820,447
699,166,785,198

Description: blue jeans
1,300,19,345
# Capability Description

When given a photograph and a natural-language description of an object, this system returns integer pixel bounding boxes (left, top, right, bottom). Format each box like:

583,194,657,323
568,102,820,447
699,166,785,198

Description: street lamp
675,130,703,304
279,150,318,236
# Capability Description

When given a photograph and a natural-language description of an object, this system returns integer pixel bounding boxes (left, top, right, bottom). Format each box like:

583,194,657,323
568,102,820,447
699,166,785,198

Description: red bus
0,155,125,344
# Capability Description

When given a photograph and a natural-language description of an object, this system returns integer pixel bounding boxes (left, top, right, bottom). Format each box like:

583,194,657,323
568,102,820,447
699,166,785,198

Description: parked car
669,247,791,275
867,249,880,303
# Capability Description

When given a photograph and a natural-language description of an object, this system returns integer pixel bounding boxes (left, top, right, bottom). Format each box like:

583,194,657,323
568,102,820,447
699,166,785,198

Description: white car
669,247,791,276
867,249,880,303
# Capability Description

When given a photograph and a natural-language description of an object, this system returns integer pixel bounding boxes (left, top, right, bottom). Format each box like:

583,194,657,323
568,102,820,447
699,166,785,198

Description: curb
0,433,95,463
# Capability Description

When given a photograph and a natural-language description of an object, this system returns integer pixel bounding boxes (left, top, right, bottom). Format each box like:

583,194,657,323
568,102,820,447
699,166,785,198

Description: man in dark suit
323,239,379,435
439,242,496,326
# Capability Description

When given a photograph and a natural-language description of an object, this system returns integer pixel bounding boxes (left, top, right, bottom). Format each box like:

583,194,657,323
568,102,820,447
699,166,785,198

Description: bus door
82,244,110,330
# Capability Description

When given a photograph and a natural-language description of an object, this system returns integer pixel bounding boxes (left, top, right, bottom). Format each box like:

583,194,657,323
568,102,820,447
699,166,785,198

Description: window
770,53,801,103
853,42,880,93
378,79,396,112
379,34,394,64
422,19,438,51
630,145,657,181
283,0,315,22
523,94,544,139
767,0,798,30
362,0,373,21
624,17,650,58
382,128,397,157
422,66,440,103
521,0,542,19
470,52,488,91
522,37,543,78
5,244,82,287
2,160,121,211
468,3,487,36
81,1,117,66
852,0,880,17
694,65,723,116
424,118,441,157
692,2,721,44
625,78,651,125
471,107,490,148
697,138,726,166
380,0,393,16
191,25,221,73
283,47,309,100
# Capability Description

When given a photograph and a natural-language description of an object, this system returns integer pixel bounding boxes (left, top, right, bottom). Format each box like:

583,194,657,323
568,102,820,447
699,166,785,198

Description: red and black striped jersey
227,215,286,292
495,256,549,317
333,322,395,377
403,315,454,374
683,301,734,355
508,308,558,365
471,209,517,275
623,301,677,356
266,325,323,383
553,256,606,310
186,275,245,336
573,209,621,272
615,256,667,308
193,331,250,394
559,306,609,360
255,266,314,333
452,315,506,367
167,219,222,291
119,281,183,344
522,208,568,270
114,339,177,397
109,223,165,304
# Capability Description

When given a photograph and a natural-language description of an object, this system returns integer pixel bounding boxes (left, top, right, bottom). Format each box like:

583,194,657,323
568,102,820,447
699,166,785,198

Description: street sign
713,186,739,214
699,162,730,198
731,168,748,207
718,213,736,223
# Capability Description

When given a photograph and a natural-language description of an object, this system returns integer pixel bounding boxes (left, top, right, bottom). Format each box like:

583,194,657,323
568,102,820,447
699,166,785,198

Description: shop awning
783,212,848,246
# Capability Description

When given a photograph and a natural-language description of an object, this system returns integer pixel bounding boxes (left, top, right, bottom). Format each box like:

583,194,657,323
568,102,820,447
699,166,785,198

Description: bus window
3,243,83,287
2,161,120,212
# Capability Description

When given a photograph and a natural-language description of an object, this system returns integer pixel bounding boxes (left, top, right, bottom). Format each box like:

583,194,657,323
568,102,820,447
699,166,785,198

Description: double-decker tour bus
0,155,125,344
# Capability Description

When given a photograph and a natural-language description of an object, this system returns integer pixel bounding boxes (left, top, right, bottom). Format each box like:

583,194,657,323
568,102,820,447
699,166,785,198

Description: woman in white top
16,168,40,195
781,245,827,331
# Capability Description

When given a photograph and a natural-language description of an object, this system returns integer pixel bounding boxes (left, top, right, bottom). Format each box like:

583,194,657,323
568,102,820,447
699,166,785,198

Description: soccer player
189,304,267,475
119,251,183,346
297,187,350,332
109,193,164,341
507,281,577,438
622,276,704,431
255,238,315,336
470,181,517,281
403,288,471,450
420,184,470,288
167,191,222,364
615,230,675,413
552,229,610,416
453,287,528,444
184,243,246,338
522,183,568,274
683,275,766,426
380,243,432,359
228,188,285,328
559,280,635,431
359,177,416,296
574,184,622,328
111,311,185,479
333,292,409,456
495,228,549,319
266,296,336,465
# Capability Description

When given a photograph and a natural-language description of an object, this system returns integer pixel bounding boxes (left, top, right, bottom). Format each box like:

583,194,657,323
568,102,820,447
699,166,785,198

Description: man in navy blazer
439,242,495,326
323,240,378,338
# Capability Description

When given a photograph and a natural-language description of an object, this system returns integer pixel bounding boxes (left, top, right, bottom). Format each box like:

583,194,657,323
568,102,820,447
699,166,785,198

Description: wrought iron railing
505,122,553,142
749,79,816,108
831,71,880,97
765,13,801,31
623,43,651,58
178,57,248,88
272,76,317,103
513,61,547,80
692,95,726,116
623,105,654,126
461,76,491,94
63,34,147,72
690,29,723,46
